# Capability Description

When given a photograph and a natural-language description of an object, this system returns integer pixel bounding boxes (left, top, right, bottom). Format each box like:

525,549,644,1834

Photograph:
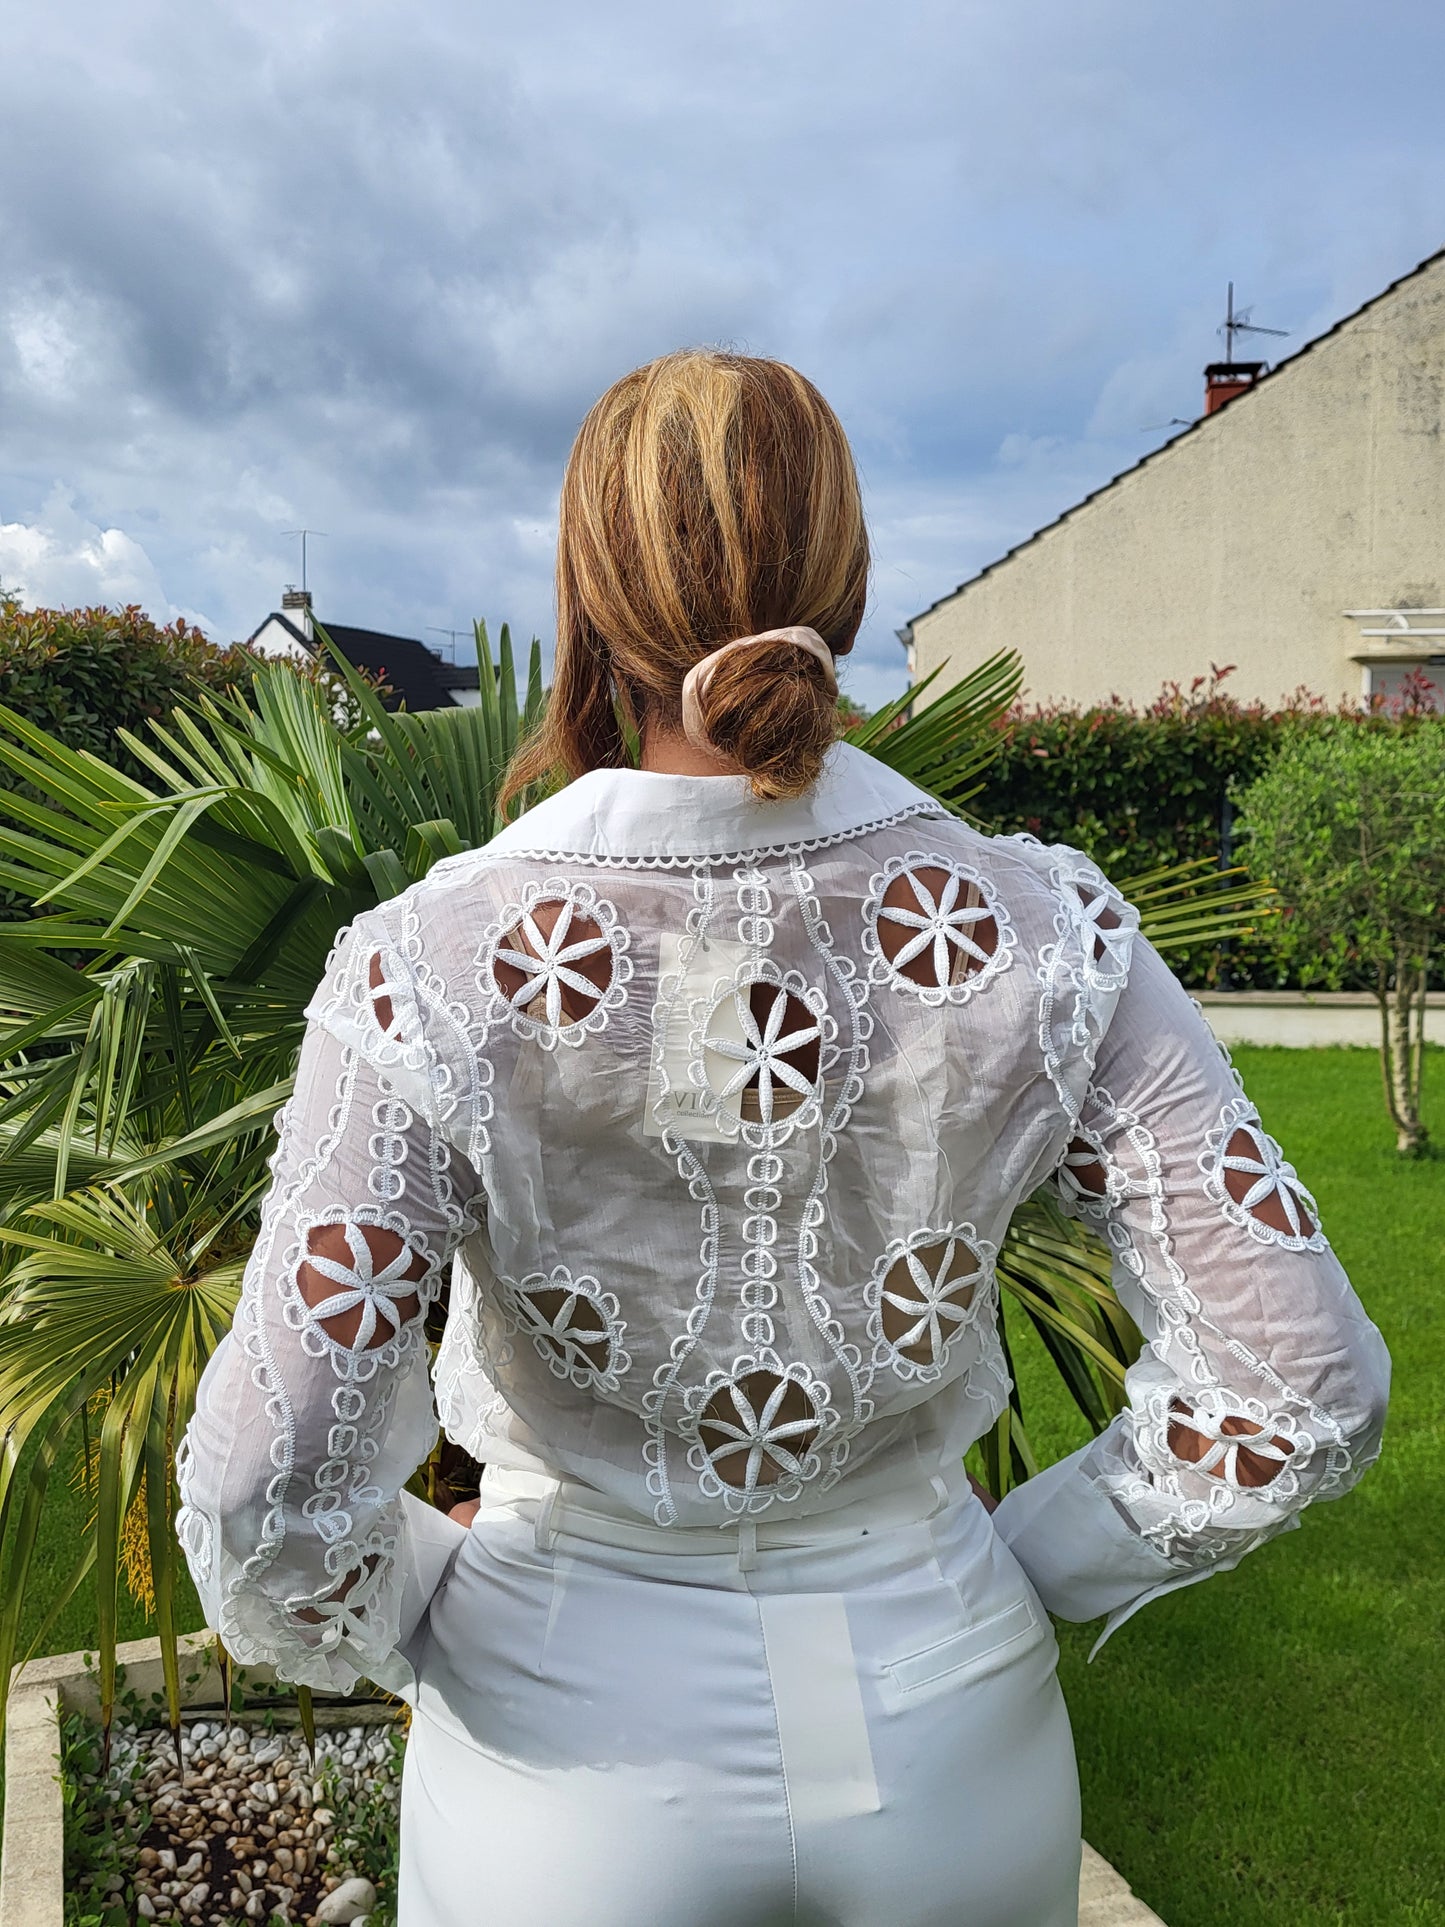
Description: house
902,248,1445,713
247,591,483,710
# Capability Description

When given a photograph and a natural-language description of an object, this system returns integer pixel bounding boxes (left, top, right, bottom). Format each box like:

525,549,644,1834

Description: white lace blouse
175,744,1390,1694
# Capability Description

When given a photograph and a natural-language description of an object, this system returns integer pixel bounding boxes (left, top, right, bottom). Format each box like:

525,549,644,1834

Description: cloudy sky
3,1,1444,708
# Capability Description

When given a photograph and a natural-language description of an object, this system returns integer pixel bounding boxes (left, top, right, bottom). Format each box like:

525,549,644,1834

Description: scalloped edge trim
477,798,950,870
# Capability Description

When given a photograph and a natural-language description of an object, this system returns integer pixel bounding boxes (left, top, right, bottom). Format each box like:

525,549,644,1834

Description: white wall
910,255,1445,711
247,615,313,664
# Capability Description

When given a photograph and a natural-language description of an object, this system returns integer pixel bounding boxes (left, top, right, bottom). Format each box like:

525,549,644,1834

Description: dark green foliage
0,601,264,789
970,669,1445,987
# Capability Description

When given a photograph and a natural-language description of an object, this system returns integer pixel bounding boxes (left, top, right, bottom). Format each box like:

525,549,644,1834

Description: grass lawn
1000,1047,1443,1927
9,1049,1441,1923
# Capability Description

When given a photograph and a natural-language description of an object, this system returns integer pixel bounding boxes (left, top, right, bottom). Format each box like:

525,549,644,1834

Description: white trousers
397,1462,1083,1926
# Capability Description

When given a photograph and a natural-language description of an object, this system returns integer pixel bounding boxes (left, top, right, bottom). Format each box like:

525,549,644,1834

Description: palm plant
0,624,1265,1754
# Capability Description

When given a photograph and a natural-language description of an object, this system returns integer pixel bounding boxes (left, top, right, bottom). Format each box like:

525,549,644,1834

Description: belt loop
736,1518,758,1572
534,1480,561,1552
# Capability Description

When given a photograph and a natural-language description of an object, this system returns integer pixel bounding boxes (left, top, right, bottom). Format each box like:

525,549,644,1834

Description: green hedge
970,672,1445,989
0,601,266,779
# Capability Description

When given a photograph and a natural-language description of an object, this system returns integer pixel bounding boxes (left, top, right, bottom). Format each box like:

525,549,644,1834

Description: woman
176,350,1390,1926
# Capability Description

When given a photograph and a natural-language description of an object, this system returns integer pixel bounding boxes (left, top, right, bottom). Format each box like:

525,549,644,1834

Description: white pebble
317,1876,378,1924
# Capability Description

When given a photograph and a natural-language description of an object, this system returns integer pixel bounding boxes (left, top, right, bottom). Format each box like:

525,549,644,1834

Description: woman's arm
174,907,483,1694
992,932,1391,1656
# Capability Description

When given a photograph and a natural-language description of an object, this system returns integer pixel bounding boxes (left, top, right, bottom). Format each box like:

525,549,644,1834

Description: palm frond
846,650,1023,809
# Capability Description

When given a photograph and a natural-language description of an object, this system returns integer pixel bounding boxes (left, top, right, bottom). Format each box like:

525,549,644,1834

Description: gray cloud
3,0,1444,708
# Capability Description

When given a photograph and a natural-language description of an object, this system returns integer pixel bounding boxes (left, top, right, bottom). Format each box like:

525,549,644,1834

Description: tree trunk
1382,952,1430,1157
1410,944,1429,1128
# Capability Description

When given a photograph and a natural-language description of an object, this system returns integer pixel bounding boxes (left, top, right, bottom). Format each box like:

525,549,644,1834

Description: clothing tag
643,931,751,1143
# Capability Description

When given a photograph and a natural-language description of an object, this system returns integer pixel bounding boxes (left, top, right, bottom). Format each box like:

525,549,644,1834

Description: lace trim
642,873,725,1526
790,853,873,1458
474,797,948,871
1003,836,1140,1127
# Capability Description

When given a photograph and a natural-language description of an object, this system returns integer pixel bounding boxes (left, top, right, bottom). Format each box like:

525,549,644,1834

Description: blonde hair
500,349,869,811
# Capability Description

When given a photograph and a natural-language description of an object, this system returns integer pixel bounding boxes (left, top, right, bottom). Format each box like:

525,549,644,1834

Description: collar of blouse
484,742,947,870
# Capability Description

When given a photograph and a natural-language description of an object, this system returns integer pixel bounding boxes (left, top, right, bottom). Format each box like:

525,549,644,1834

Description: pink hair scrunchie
679,626,839,754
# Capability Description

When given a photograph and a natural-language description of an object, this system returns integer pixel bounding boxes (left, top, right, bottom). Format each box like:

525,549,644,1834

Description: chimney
281,585,314,641
1203,360,1264,416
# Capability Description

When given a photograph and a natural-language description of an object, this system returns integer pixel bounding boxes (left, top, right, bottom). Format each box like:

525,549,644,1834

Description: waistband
477,1457,972,1571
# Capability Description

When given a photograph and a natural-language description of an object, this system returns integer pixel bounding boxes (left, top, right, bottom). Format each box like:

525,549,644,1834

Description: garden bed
3,1632,400,1927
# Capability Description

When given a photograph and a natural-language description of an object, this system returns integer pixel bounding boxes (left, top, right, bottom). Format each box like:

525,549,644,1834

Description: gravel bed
77,1713,401,1925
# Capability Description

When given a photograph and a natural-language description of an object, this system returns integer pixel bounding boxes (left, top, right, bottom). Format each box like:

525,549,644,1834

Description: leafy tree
1239,723,1445,1155
0,627,1257,1756
972,666,1442,989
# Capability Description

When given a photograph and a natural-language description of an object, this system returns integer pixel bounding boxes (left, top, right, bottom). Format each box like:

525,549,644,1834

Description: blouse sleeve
174,905,484,1697
991,921,1392,1659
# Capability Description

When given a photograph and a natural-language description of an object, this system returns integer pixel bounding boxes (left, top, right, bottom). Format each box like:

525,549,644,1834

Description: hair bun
691,632,840,801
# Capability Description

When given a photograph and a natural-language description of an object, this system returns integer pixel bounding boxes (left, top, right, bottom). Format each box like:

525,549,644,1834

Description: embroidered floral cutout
698,966,832,1133
862,854,1014,1004
294,1217,432,1352
687,1362,830,1511
482,880,631,1048
1056,1132,1111,1211
292,1550,384,1629
366,950,401,1037
1069,877,1131,972
866,1226,998,1381
1202,1098,1328,1251
712,983,820,1119
1166,1395,1300,1490
505,1266,631,1390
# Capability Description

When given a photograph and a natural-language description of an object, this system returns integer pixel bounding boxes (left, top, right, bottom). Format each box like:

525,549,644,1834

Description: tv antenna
1219,282,1287,363
427,626,469,663
1139,417,1193,433
282,529,328,594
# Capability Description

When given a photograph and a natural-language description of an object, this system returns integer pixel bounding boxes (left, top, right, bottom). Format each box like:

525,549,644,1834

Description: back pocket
884,1593,1048,1704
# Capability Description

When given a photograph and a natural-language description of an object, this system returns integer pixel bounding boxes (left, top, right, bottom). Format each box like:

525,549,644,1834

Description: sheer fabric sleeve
992,927,1391,1659
174,906,483,1696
